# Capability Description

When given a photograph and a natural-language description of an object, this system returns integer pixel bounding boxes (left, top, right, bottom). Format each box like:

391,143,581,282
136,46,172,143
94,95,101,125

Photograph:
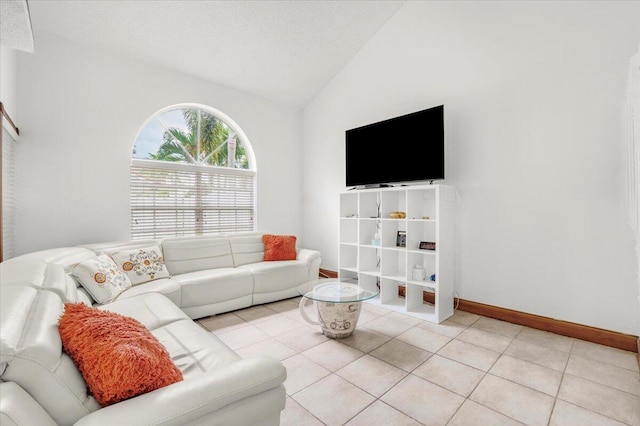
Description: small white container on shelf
412,264,426,281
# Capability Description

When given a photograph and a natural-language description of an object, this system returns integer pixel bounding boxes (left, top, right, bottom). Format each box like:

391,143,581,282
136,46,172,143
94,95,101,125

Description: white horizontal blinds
2,127,18,259
130,161,255,239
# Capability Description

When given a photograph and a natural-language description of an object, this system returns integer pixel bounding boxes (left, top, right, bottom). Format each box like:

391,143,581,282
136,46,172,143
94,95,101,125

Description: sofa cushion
97,292,241,377
228,233,265,267
0,382,58,426
0,260,83,303
171,268,254,309
70,255,132,304
3,247,96,271
238,260,309,301
161,235,234,275
152,318,241,379
59,302,183,407
109,245,170,285
0,286,101,425
113,277,181,307
98,292,189,330
79,239,161,255
262,234,297,261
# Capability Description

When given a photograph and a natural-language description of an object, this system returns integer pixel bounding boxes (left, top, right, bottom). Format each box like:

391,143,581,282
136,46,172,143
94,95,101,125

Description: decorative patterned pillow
70,255,132,304
110,245,170,285
58,302,183,407
262,234,297,261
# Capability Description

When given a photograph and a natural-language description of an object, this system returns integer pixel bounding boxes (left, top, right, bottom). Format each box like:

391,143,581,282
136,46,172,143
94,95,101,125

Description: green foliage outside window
136,108,249,169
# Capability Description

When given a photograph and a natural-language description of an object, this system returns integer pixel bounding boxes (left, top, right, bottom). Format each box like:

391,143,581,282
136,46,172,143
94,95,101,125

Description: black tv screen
345,105,444,187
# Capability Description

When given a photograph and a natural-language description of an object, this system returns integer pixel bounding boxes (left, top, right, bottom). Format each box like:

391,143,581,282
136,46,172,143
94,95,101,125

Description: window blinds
130,159,256,239
2,126,18,260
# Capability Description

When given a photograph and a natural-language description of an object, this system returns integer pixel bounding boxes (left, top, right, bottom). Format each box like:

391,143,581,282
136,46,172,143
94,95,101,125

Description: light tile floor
198,297,640,426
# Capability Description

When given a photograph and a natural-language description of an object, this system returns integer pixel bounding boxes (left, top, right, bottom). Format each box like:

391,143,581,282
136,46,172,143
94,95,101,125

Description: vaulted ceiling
26,0,406,107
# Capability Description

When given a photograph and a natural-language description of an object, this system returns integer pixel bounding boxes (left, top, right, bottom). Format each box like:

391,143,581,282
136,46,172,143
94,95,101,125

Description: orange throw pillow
58,303,183,407
263,234,297,261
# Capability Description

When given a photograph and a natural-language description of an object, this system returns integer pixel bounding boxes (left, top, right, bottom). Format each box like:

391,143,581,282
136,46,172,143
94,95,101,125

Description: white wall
15,33,303,255
1,46,18,120
302,1,640,335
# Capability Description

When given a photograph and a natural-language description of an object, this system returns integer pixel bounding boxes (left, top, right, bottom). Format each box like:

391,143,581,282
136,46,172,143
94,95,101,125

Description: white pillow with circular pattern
109,245,170,285
70,254,132,304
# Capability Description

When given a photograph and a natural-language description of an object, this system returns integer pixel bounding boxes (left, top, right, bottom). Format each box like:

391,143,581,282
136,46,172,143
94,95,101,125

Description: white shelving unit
339,184,456,323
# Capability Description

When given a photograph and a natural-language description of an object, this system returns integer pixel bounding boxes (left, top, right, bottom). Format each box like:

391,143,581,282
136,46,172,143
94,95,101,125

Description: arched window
130,104,256,239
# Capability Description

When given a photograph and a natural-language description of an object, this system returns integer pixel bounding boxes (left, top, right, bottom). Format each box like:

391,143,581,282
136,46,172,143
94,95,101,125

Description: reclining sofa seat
160,234,254,319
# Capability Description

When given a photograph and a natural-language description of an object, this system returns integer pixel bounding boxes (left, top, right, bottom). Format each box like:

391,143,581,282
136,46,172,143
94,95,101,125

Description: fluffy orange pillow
263,234,297,261
58,303,183,407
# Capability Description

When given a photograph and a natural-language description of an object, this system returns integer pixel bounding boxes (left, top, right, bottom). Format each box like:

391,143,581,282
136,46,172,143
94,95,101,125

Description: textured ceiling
0,0,35,52
27,0,405,107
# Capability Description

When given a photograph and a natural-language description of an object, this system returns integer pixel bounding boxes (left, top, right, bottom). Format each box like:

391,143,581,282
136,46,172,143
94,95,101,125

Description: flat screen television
345,105,444,188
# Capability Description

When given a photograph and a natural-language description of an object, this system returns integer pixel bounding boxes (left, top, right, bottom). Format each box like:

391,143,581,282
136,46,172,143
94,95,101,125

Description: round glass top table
298,280,379,338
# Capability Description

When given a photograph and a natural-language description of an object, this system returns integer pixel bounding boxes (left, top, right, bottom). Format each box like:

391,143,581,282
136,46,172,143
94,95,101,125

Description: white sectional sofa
0,232,321,426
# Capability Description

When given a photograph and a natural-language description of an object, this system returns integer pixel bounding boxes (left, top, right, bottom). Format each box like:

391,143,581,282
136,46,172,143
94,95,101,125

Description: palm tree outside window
130,104,256,239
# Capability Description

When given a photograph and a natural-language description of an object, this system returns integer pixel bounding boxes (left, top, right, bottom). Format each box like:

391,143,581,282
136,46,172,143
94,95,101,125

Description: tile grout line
546,337,573,426
333,330,423,425
566,340,640,397
568,352,640,374
442,314,487,425
286,396,329,426
561,371,640,399
443,327,521,425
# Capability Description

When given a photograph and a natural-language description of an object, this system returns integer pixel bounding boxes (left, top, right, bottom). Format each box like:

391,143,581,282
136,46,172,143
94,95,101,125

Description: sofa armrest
0,382,58,426
297,248,321,264
73,356,286,426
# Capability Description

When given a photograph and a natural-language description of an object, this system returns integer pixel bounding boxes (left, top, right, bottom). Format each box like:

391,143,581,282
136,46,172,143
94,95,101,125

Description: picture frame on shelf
419,241,436,250
396,231,406,247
